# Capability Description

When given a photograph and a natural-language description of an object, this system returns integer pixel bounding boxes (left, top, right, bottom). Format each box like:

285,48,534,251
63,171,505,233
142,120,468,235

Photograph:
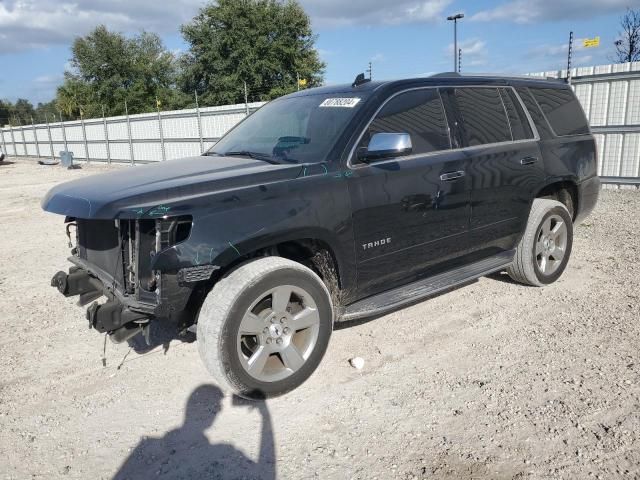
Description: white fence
1,63,640,185
0,102,264,164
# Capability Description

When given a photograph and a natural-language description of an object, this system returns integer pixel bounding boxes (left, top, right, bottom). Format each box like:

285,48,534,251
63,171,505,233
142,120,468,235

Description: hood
41,155,303,219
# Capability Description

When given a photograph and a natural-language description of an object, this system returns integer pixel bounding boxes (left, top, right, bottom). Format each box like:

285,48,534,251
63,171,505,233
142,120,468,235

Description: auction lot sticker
320,98,361,108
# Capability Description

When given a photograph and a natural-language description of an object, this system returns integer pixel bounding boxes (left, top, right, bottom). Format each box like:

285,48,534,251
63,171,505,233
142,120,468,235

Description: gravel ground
1,158,639,480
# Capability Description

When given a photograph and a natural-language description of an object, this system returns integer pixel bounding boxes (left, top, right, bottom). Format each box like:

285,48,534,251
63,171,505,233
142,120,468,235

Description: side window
361,89,451,155
454,87,511,146
499,88,534,140
530,87,590,136
515,86,553,139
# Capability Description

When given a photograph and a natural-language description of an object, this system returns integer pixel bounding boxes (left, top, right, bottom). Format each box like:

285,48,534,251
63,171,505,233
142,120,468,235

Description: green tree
179,0,325,106
0,99,35,125
57,25,187,118
0,100,12,126
34,100,66,122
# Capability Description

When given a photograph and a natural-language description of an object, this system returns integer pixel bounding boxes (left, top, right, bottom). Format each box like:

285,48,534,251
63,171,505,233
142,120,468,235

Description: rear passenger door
441,86,545,254
347,88,472,298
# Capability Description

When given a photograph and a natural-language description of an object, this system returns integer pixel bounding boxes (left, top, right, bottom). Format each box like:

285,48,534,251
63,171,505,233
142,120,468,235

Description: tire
197,256,333,399
507,199,573,287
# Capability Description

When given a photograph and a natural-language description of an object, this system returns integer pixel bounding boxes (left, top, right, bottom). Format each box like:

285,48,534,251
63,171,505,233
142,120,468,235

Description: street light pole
447,13,464,72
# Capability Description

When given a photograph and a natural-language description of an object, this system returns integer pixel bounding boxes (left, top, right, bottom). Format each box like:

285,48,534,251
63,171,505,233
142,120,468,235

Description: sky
0,0,638,105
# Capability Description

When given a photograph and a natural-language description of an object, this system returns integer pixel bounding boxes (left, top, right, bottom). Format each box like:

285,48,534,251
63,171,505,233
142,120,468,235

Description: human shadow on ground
113,385,276,480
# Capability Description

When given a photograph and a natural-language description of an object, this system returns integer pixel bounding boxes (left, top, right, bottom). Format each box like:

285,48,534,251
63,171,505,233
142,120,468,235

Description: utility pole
244,81,249,116
124,99,134,165
195,91,204,153
366,61,372,80
566,31,574,84
156,97,166,162
31,116,40,158
458,48,462,73
102,105,111,164
447,13,464,72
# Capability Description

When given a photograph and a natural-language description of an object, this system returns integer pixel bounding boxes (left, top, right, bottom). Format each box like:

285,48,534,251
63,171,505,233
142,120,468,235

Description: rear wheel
197,257,333,399
507,199,573,286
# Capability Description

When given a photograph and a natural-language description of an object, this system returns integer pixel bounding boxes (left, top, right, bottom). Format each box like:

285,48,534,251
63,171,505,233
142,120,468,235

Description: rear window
530,87,590,136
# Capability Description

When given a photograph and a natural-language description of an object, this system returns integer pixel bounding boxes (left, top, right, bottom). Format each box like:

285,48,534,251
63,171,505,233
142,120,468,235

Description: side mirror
357,132,412,162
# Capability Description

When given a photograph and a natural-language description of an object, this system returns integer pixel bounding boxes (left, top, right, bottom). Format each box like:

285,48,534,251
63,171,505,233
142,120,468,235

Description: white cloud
299,0,453,27
446,38,488,69
471,0,630,23
0,0,456,54
0,0,203,53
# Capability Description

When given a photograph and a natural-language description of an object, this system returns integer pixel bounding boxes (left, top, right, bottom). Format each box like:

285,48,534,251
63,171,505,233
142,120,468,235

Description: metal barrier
0,102,265,165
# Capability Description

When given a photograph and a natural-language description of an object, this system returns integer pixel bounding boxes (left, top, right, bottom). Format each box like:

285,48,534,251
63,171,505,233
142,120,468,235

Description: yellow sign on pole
583,36,600,48
298,78,307,87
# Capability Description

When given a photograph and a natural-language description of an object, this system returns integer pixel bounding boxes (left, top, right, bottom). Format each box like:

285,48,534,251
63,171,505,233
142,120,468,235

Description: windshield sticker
320,98,361,108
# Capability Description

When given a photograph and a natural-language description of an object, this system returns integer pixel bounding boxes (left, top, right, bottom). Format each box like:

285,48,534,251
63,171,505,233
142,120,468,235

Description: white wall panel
620,134,640,177
165,142,201,160
626,80,640,124
109,143,132,161
589,82,610,126
593,134,605,176
87,143,108,161
85,122,105,141
107,121,129,140
607,81,628,125
601,134,623,176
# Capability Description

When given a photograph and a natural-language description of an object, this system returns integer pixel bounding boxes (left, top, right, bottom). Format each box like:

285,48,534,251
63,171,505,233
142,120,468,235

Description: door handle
440,170,466,181
520,156,538,165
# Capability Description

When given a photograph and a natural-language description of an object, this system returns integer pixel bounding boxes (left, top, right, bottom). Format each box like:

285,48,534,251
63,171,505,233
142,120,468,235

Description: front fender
150,174,355,293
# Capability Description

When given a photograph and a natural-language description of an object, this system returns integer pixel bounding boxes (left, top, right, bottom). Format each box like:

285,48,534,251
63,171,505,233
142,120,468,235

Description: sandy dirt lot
1,158,639,480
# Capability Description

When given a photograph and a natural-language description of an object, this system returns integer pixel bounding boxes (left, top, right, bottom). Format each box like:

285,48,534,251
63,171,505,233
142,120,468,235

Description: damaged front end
51,216,197,343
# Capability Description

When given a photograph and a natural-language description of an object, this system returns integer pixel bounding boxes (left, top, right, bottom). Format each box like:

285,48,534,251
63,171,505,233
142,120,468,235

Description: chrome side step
341,250,514,321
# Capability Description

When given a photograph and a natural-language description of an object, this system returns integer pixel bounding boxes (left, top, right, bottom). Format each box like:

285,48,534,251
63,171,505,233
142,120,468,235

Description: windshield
207,93,366,164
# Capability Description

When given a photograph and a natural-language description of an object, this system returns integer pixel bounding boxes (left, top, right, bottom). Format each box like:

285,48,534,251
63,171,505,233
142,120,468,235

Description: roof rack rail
430,72,461,78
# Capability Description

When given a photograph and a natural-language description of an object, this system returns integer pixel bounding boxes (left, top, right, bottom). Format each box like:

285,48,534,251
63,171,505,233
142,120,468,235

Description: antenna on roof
352,73,371,88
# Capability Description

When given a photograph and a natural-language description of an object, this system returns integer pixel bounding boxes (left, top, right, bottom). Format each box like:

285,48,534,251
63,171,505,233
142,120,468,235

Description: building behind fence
2,62,640,186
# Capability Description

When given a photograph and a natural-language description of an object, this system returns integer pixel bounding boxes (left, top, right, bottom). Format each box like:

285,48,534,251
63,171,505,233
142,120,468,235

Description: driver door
347,88,472,298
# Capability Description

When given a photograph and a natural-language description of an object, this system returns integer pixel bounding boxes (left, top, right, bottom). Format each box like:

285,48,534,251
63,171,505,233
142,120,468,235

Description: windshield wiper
223,151,280,164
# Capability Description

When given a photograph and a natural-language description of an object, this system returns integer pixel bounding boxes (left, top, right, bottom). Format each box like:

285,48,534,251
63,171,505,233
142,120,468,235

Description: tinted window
530,87,590,136
515,87,553,139
454,88,511,146
362,89,451,155
499,88,534,140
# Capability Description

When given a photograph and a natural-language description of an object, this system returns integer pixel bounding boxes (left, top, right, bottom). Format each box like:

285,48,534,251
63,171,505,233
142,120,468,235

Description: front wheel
197,257,333,399
507,198,574,287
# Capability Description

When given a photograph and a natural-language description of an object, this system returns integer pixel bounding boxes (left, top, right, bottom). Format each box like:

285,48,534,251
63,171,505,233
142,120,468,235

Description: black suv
43,73,599,398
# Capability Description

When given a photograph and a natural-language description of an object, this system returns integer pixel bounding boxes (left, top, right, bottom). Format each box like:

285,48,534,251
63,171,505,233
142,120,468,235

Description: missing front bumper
51,267,151,335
